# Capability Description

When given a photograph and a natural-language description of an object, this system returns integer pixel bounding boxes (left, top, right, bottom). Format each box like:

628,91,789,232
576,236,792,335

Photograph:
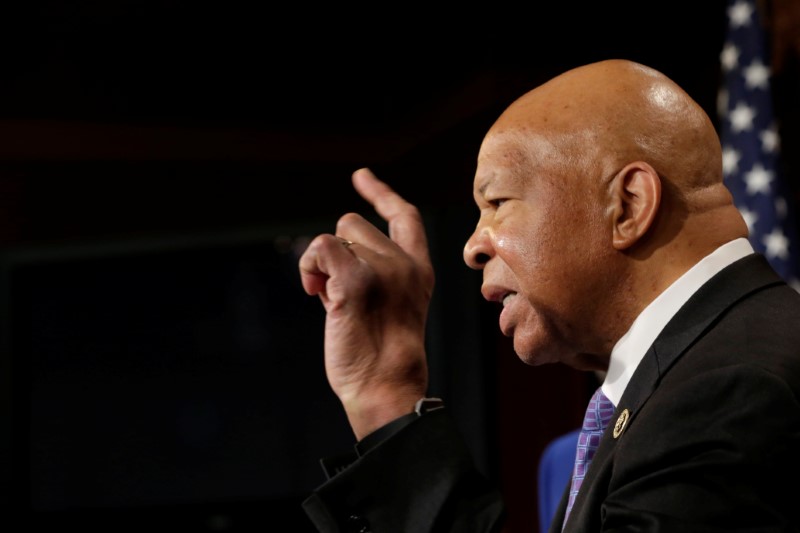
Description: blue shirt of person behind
537,428,580,532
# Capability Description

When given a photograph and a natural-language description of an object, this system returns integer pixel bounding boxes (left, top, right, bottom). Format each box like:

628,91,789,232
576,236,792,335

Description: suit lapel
559,254,784,531
619,253,782,418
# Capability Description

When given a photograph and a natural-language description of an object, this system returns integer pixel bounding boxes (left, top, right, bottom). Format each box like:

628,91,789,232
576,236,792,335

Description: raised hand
299,168,435,439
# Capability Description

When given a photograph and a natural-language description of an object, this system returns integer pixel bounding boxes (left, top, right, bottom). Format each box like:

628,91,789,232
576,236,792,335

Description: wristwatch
414,397,445,416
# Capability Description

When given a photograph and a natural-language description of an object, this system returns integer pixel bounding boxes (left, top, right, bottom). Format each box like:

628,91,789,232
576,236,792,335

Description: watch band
414,397,445,416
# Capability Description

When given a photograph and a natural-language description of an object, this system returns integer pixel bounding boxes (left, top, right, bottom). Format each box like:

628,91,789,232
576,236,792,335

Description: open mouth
502,292,517,306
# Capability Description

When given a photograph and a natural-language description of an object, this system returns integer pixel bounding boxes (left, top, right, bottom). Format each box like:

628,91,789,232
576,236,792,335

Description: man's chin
512,337,563,367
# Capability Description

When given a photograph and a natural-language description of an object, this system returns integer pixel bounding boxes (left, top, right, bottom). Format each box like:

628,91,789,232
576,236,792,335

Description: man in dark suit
298,59,800,532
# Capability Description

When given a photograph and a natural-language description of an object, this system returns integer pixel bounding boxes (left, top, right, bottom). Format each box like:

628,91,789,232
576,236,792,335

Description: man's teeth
502,293,516,306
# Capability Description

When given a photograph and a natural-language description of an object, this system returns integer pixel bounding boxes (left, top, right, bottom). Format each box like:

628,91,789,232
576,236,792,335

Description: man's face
463,130,614,369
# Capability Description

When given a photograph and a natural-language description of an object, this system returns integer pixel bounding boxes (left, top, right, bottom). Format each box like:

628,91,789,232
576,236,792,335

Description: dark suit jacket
304,254,800,532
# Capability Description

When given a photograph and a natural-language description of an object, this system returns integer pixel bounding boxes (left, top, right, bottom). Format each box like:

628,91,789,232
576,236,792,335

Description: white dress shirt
602,237,755,406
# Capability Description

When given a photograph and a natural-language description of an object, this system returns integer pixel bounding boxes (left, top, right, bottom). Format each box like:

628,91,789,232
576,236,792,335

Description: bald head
491,59,723,192
482,59,747,245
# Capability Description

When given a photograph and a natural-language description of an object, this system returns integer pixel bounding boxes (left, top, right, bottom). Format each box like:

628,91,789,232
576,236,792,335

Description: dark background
0,1,798,532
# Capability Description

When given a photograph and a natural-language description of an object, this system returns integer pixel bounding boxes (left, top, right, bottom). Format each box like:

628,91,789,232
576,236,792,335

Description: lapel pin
613,408,630,438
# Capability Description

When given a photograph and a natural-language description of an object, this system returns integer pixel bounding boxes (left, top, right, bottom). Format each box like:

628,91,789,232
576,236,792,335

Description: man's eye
489,198,508,208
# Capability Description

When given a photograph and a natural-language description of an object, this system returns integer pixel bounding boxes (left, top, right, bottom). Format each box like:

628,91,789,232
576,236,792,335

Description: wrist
342,387,425,440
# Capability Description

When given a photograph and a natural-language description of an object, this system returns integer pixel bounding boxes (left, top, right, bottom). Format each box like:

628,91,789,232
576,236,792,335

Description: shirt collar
601,238,754,406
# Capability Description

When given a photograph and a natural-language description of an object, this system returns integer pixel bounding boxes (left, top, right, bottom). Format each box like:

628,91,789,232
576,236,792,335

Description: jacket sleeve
302,408,506,533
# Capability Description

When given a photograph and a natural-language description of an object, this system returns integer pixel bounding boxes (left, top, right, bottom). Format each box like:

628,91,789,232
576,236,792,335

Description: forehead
473,128,563,193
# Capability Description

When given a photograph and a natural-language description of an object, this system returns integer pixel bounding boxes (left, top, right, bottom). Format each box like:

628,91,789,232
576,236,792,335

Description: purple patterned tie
563,386,615,527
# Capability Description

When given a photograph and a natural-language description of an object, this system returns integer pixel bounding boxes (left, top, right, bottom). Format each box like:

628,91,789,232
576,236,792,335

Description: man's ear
608,161,661,250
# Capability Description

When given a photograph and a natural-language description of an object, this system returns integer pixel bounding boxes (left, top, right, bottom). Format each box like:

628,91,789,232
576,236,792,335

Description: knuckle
336,212,364,233
314,233,335,249
306,233,342,256
400,203,422,220
303,234,325,254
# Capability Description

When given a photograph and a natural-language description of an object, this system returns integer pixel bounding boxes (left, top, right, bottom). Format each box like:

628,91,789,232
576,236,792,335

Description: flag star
760,125,780,153
763,227,790,260
722,146,741,176
744,163,773,195
720,42,739,71
738,206,758,232
728,0,754,27
729,102,756,132
743,59,770,89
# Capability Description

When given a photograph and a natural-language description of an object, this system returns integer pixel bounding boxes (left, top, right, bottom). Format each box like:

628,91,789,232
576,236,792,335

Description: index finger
351,168,431,263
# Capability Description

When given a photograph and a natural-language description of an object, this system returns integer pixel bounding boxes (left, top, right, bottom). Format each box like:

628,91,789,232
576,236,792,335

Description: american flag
717,0,800,291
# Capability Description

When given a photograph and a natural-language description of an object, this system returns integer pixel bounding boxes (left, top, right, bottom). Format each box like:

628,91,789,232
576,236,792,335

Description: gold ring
337,237,354,248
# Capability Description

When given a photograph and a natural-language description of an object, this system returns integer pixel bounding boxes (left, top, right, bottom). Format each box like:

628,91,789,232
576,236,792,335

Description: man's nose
463,225,493,270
